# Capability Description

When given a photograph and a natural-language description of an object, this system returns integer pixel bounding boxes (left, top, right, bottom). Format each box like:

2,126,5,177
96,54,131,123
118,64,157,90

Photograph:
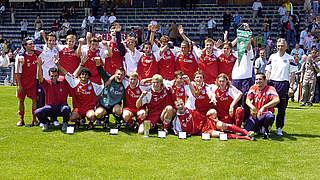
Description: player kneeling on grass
122,72,148,131
35,57,71,131
174,98,254,140
94,58,126,129
136,74,175,134
56,55,103,130
244,73,280,139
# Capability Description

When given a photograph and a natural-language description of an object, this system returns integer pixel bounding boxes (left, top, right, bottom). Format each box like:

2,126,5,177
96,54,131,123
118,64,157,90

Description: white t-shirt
265,52,298,81
108,16,117,24
252,2,263,11
81,19,87,29
185,83,216,110
88,16,95,24
232,48,254,80
40,45,59,80
123,48,143,75
100,15,108,24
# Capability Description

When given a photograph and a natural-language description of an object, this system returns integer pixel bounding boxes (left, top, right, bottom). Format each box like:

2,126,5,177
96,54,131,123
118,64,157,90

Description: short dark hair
255,73,266,79
174,70,184,78
142,42,152,49
22,37,33,47
115,67,126,75
79,68,91,77
48,67,59,75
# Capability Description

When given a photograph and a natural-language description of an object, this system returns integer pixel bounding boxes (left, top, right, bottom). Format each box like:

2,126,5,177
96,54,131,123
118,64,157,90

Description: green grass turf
0,86,320,179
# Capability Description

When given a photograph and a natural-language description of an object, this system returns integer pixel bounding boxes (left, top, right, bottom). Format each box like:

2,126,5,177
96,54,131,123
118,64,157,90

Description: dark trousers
35,104,71,123
244,112,275,134
268,80,289,129
208,28,213,39
232,78,253,122
21,31,27,41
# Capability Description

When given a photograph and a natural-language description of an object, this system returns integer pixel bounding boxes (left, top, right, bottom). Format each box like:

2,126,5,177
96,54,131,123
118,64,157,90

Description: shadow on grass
269,130,320,141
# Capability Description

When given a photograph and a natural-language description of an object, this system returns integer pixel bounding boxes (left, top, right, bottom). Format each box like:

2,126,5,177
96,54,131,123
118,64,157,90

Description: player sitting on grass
245,73,280,139
35,56,71,131
56,55,103,130
174,98,254,140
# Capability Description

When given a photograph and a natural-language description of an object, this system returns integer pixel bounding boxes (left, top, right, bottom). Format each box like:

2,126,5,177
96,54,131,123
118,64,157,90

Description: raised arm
149,24,157,46
136,91,147,108
76,38,85,57
178,25,192,43
37,57,44,83
182,75,196,97
115,23,125,57
229,88,242,117
96,57,111,82
101,40,113,57
54,55,67,75
73,55,88,77
40,30,47,44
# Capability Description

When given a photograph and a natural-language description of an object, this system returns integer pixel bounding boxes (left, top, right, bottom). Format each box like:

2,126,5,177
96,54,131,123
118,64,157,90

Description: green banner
236,29,252,65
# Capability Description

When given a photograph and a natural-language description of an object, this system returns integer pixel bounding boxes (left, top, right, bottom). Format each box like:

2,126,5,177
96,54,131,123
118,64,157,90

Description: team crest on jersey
136,89,140,94
77,88,80,92
88,85,92,90
202,90,205,94
120,86,123,91
167,51,171,55
59,88,63,92
181,88,184,92
189,55,193,58
96,52,100,56
230,57,234,61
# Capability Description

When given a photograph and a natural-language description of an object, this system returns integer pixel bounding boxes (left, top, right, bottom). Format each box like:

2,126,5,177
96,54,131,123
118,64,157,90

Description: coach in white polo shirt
265,38,298,136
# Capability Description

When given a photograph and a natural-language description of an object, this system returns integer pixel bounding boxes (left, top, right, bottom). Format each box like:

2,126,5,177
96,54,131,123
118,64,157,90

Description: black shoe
300,103,305,106
262,133,269,140
102,120,109,129
88,122,94,130
115,121,121,129
307,103,313,107
74,121,80,130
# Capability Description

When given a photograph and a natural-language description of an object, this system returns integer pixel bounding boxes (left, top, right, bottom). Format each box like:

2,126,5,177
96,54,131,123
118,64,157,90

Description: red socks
227,133,251,140
235,107,244,127
32,108,37,122
18,111,24,121
226,124,248,135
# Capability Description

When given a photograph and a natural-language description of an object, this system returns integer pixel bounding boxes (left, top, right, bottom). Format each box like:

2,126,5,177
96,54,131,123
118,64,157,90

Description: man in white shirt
252,0,263,24
207,16,216,39
99,12,108,31
278,4,287,30
108,12,117,26
88,12,95,33
265,38,298,136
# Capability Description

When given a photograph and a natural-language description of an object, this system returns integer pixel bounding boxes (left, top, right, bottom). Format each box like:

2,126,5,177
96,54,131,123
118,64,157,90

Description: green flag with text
236,29,252,65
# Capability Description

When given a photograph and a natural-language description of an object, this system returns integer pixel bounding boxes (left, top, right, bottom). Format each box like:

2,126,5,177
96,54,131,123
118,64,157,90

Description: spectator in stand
58,26,68,43
233,11,241,37
303,31,314,52
252,0,263,24
300,26,308,46
2,40,8,53
0,35,4,44
223,10,232,34
207,16,216,39
263,16,272,47
62,19,70,30
290,43,305,59
308,18,319,32
60,5,69,21
266,36,273,57
280,11,289,38
69,6,77,20
305,9,316,26
51,19,60,38
67,25,77,36
8,39,16,52
291,53,302,102
304,0,312,14
287,16,296,48
34,28,42,44
7,49,15,85
10,8,15,24
156,21,163,40
88,12,96,33
81,17,88,37
0,3,5,24
169,21,178,45
300,54,319,106
34,15,44,30
198,20,206,48
278,3,287,31
285,0,293,15
0,51,9,67
110,0,118,14
254,49,267,74
108,12,117,26
20,19,28,41
150,17,158,26
313,0,319,15
100,12,109,31
128,27,137,38
136,26,143,45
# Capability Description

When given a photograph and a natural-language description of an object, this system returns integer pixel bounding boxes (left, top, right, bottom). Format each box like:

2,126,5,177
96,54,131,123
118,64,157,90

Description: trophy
144,120,151,137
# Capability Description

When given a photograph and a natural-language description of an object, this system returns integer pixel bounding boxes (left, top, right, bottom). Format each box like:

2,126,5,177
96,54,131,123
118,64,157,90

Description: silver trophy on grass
144,120,151,137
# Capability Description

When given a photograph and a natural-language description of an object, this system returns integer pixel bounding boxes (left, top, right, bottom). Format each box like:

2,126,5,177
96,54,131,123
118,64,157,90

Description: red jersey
84,49,102,85
198,51,218,84
124,85,144,110
212,85,241,121
41,78,69,105
59,47,80,75
217,51,237,80
65,73,103,112
174,108,216,135
176,53,198,81
142,87,174,113
104,41,125,75
194,83,212,115
247,85,279,113
136,53,159,80
159,49,176,80
15,50,40,89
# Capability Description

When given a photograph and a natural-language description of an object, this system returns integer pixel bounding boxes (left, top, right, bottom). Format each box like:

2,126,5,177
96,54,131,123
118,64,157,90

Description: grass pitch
0,86,320,179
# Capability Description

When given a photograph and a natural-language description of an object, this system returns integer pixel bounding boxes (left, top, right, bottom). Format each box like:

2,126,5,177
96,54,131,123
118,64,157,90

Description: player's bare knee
210,130,220,137
137,110,146,120
87,110,96,121
113,105,122,116
70,112,80,121
216,121,224,130
122,110,131,121
95,107,105,118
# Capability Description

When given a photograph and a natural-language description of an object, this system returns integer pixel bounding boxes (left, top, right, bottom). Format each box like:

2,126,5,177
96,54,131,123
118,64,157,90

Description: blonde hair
152,74,163,85
205,38,214,45
129,72,139,79
215,73,231,87
66,35,76,41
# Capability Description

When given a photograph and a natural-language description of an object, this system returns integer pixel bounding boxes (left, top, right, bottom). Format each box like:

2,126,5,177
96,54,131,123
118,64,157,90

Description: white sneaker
276,128,283,136
39,123,44,128
53,121,60,126
42,123,48,131
61,122,68,131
